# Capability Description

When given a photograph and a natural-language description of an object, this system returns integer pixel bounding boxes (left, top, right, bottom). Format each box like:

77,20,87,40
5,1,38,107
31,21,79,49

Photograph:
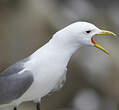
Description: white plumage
0,22,115,110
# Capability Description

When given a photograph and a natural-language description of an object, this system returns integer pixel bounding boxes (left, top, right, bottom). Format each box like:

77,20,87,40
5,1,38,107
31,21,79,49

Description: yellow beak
92,30,116,55
96,30,116,37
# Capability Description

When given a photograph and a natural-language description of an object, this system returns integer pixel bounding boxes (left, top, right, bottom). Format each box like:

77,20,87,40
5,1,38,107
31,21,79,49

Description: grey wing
0,57,30,76
0,57,33,104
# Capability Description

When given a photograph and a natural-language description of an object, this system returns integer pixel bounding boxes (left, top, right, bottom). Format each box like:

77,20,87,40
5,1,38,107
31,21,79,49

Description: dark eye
86,30,91,33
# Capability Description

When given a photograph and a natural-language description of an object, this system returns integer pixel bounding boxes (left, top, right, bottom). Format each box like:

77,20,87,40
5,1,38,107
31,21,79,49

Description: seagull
0,22,116,110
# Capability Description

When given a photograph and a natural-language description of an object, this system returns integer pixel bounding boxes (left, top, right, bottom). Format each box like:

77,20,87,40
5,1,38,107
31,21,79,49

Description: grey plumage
0,57,33,104
0,57,30,76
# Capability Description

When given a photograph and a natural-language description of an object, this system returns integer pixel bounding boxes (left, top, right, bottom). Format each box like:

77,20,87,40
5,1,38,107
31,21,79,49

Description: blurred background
0,0,119,110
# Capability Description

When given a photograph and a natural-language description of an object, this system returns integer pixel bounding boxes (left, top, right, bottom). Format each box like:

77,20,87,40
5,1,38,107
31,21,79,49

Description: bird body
8,31,77,106
0,22,116,110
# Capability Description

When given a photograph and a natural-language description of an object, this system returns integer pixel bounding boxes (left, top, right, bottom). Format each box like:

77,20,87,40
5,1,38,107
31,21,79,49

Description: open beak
91,30,116,55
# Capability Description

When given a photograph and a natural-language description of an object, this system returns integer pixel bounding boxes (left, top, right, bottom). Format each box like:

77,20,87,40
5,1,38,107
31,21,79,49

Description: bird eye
86,30,91,33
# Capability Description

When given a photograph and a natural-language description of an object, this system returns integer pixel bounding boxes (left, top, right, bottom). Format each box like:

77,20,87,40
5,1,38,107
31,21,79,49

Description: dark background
0,0,119,110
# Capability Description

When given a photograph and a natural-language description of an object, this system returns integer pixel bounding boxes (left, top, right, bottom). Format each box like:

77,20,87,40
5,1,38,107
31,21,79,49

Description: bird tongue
91,37,96,45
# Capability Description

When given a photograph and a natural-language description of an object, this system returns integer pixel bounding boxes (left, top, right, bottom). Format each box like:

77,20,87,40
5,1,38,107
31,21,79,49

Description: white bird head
55,22,116,55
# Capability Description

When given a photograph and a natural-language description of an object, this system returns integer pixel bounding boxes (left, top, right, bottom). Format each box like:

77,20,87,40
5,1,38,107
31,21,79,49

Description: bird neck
48,34,81,55
31,33,81,67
